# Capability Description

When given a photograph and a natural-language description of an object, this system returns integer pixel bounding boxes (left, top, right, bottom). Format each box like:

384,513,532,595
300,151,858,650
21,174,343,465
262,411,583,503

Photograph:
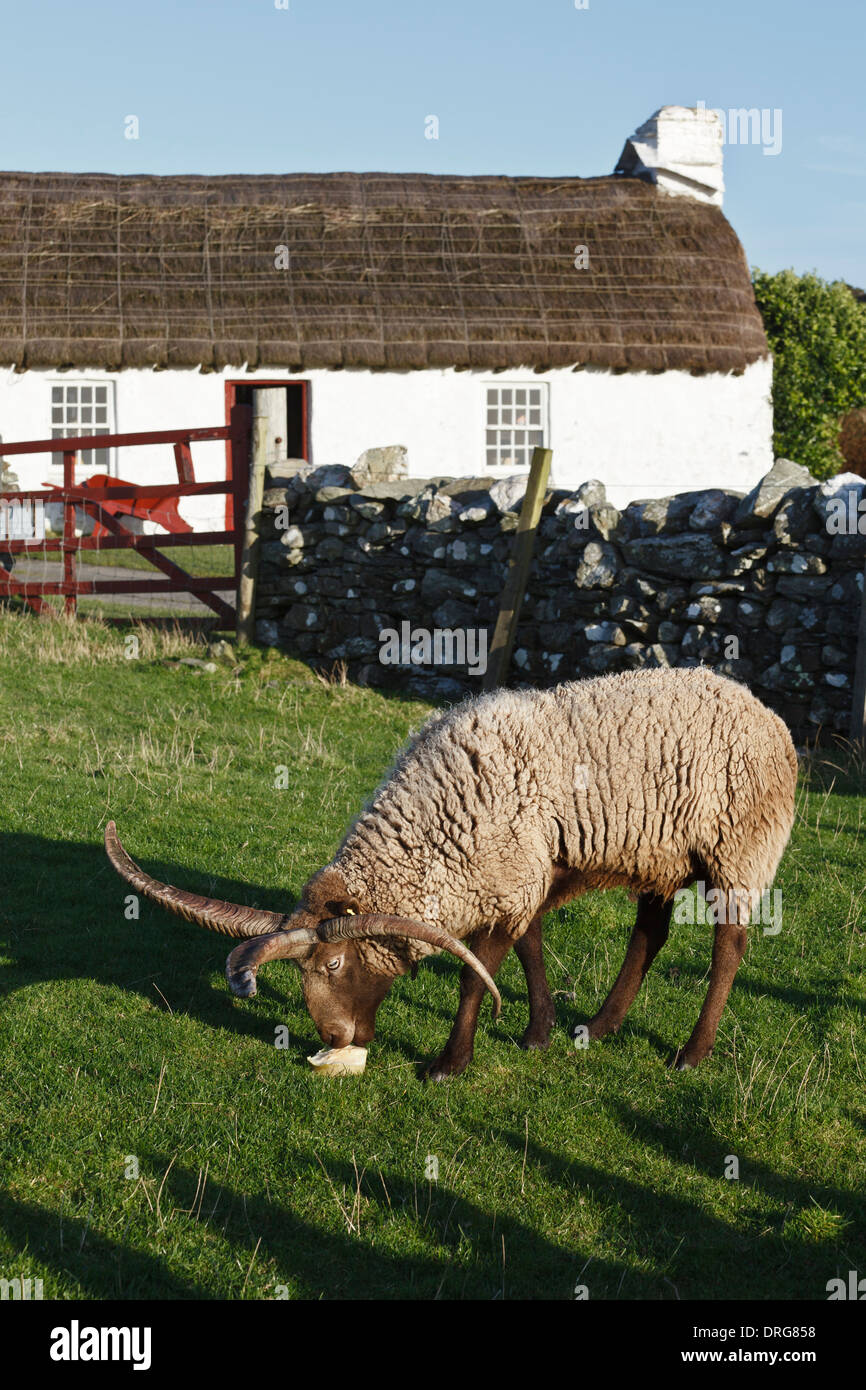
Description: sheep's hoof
671,1048,704,1070
586,1014,620,1040
519,1026,553,1051
420,1053,470,1082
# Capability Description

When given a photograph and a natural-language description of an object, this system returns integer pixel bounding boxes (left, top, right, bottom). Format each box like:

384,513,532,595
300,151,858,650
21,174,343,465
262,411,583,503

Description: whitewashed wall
0,358,773,530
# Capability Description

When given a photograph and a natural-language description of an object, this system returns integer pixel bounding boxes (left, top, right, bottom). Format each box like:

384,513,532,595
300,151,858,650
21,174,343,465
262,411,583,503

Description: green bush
751,269,866,479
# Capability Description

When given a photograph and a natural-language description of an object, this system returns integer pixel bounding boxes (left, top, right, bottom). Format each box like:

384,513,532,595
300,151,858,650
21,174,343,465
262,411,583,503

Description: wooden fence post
849,558,866,743
482,447,552,692
236,402,269,645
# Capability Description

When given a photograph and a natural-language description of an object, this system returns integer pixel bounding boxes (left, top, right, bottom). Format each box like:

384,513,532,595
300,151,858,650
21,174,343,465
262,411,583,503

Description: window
485,384,547,470
50,382,115,472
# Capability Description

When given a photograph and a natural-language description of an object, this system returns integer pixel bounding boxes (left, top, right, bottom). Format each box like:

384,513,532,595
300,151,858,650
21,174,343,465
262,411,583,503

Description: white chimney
615,105,725,207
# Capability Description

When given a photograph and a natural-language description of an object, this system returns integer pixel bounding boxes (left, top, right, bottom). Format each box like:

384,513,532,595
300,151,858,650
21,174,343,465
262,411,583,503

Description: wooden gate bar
173,441,195,484
1,530,233,555
0,424,248,456
0,567,47,613
62,449,76,616
229,402,252,566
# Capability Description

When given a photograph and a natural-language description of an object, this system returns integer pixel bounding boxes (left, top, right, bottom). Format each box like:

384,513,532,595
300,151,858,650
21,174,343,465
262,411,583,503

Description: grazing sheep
105,666,798,1078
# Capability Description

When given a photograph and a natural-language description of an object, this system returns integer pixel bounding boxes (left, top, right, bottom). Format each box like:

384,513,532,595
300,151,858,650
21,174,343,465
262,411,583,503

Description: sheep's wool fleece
335,668,798,973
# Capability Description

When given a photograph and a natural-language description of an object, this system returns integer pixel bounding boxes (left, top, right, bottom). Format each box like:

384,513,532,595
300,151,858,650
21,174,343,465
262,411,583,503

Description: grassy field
0,609,863,1301
31,542,235,577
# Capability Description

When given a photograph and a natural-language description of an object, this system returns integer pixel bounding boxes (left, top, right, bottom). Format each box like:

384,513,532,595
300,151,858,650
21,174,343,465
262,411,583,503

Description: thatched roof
0,170,768,373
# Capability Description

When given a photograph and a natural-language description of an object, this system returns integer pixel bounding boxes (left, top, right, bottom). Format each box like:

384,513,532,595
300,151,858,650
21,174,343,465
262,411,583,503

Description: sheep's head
242,867,406,1047
104,823,500,1049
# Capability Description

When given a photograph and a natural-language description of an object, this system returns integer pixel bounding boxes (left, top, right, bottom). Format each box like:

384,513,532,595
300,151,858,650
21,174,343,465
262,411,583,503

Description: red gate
0,404,251,626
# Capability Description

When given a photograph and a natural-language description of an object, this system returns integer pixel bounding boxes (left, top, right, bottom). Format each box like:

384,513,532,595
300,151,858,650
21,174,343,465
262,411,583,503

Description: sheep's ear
325,898,361,918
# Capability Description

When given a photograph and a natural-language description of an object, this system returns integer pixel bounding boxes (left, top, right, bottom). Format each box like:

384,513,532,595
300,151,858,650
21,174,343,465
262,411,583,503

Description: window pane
67,387,78,402
51,428,63,438
95,448,108,469
81,408,92,424
80,387,92,403
484,384,546,471
95,408,107,424
66,408,78,423
52,386,63,403
51,408,63,423
95,386,107,404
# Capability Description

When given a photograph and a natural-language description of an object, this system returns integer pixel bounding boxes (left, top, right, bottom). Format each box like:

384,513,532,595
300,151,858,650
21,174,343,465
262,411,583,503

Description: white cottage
0,106,771,530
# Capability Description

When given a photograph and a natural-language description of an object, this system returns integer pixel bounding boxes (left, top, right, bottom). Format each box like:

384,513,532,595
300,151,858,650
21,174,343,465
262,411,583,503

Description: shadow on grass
0,830,529,1066
0,1147,641,1302
0,829,316,1047
3,1126,857,1300
485,1116,862,1300
133,1147,647,1300
0,1190,207,1300
610,1101,864,1226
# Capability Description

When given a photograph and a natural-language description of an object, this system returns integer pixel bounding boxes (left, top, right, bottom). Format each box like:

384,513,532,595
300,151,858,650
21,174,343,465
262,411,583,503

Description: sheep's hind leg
421,925,513,1081
674,890,748,1069
514,912,556,1050
587,893,672,1040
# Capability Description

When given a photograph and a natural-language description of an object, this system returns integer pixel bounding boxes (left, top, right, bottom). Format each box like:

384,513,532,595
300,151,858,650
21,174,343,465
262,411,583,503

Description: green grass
0,609,864,1300
31,542,234,577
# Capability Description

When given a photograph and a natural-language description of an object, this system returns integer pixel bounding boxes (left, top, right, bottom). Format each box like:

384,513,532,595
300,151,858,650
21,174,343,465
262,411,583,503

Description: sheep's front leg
514,912,556,1050
421,925,513,1081
587,893,672,1040
674,915,747,1069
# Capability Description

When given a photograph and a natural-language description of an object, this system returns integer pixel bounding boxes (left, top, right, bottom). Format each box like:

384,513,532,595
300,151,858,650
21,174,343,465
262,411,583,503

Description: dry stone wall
254,458,866,741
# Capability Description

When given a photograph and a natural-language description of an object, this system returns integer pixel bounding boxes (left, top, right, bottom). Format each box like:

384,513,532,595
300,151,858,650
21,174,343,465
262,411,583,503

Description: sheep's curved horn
104,821,291,939
225,927,318,997
225,914,502,1017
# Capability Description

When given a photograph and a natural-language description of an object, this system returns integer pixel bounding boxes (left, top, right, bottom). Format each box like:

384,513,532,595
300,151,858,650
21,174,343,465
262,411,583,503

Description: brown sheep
105,666,798,1078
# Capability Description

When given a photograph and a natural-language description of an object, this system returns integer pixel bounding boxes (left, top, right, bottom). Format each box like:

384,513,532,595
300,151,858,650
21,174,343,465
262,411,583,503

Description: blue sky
3,0,863,283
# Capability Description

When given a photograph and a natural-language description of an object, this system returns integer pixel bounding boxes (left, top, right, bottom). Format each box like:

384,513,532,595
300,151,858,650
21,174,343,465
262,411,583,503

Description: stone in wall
352,445,409,485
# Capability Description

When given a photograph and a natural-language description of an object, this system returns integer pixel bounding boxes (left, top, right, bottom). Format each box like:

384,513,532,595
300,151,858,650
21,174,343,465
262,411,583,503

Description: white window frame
48,380,116,478
482,381,549,474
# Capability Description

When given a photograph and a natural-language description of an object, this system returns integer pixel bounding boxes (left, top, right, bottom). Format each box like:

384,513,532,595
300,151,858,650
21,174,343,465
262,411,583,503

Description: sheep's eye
326,957,343,973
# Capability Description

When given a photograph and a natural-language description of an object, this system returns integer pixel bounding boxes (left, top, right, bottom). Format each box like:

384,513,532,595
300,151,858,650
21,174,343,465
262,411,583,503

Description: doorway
224,379,309,525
